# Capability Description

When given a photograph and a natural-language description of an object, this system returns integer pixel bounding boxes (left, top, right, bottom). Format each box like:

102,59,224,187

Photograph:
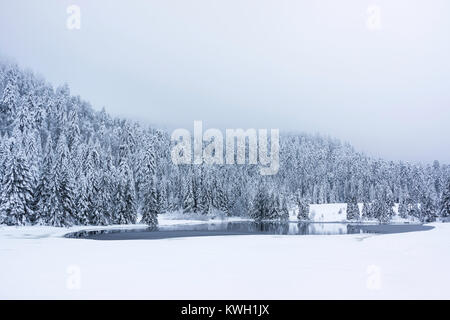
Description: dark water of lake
64,221,434,240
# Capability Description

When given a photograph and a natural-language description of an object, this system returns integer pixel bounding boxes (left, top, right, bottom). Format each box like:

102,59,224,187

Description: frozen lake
64,221,434,240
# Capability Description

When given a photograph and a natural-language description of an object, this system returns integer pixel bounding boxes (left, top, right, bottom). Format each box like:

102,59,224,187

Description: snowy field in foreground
1,206,449,299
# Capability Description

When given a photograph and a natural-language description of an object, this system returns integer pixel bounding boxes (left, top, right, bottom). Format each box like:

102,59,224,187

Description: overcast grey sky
1,0,449,163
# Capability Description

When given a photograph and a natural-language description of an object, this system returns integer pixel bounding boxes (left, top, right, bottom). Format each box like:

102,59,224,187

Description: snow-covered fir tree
140,144,159,227
346,197,360,221
269,195,281,220
372,187,395,224
420,195,436,223
280,197,290,221
361,201,372,220
35,137,56,225
114,147,137,224
251,186,271,221
440,179,450,218
141,178,158,227
0,68,19,136
296,191,310,221
398,199,408,219
0,137,34,225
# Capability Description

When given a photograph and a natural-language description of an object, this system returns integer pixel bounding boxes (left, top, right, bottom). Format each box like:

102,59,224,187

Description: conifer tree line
0,61,449,226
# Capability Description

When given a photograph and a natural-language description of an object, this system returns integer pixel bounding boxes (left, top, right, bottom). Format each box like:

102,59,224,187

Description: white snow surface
305,203,348,222
1,206,449,299
294,203,416,223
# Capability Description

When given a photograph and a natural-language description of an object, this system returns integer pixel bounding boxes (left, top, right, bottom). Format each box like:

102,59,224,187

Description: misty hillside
0,60,449,226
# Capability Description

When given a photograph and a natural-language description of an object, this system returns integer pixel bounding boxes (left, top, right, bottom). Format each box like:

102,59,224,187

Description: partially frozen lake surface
65,221,433,240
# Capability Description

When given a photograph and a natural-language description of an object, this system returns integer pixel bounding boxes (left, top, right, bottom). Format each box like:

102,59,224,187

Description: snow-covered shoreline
0,213,252,240
0,205,420,242
1,213,449,299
